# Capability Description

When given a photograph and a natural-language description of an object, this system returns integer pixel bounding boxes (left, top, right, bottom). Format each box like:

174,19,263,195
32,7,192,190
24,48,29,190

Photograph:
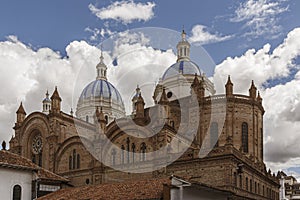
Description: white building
0,147,69,200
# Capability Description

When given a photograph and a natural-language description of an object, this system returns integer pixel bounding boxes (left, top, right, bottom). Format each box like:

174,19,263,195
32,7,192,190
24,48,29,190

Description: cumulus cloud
214,27,300,172
189,25,233,45
88,1,155,24
0,37,102,144
214,27,300,93
0,31,176,146
230,0,289,38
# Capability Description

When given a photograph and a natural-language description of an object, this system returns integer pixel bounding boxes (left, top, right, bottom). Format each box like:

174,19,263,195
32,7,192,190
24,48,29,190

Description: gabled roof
0,150,68,182
38,178,170,200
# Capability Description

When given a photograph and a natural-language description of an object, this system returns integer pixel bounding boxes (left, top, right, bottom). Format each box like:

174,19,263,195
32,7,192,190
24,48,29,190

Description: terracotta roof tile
38,178,170,200
0,150,68,182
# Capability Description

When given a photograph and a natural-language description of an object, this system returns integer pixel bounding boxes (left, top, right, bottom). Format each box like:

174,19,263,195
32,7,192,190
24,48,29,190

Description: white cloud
0,37,102,144
189,25,233,45
214,27,300,172
2,27,300,177
214,27,300,94
85,27,116,41
0,31,176,147
230,0,289,38
88,1,155,24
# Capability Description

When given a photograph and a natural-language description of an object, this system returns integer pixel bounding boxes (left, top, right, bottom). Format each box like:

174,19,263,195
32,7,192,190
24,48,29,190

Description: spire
51,86,62,114
249,80,257,99
51,86,61,101
176,28,191,62
191,73,200,88
199,77,205,98
95,107,106,133
158,87,169,104
16,102,26,115
257,91,262,104
225,75,233,96
132,85,141,115
96,47,107,80
135,92,145,119
190,74,205,98
16,102,26,124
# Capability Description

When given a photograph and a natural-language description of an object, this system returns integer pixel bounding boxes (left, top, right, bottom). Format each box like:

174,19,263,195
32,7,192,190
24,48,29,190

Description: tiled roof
38,178,171,200
0,150,68,182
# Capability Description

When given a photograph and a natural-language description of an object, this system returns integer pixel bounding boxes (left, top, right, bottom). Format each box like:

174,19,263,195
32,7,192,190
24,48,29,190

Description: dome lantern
96,49,107,80
176,29,191,62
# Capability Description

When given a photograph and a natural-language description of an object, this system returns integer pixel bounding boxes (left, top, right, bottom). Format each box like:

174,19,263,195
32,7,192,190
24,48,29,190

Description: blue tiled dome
162,61,202,80
79,79,124,106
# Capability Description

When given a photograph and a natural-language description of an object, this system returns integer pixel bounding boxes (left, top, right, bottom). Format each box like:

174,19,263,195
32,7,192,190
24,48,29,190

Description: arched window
77,154,80,169
86,115,89,123
242,122,249,153
32,154,36,164
141,143,147,161
121,145,125,164
170,121,174,128
246,177,248,190
69,149,80,170
73,149,76,169
105,115,108,124
69,155,72,170
132,143,136,163
233,172,237,186
12,185,21,200
111,149,116,166
38,152,42,167
239,175,242,188
210,122,218,148
126,138,130,163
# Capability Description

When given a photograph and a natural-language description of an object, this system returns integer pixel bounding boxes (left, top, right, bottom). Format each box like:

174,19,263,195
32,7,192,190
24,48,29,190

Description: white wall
171,186,228,200
0,168,32,200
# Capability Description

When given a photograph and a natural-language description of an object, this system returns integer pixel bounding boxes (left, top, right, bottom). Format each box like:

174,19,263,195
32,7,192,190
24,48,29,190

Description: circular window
32,135,43,154
167,91,172,98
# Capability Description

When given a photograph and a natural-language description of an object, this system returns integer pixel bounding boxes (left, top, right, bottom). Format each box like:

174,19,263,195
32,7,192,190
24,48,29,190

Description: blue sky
1,0,298,64
1,0,300,178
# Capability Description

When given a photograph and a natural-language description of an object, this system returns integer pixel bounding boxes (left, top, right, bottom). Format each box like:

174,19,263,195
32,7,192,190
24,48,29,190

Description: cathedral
9,31,280,199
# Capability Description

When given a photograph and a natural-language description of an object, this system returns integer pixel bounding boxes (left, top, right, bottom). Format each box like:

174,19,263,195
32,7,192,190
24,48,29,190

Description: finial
70,108,73,116
46,90,49,97
181,27,186,41
226,75,233,85
100,44,104,63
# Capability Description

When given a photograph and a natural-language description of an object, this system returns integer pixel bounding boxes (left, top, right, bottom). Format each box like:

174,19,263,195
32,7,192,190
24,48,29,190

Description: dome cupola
153,29,215,103
76,51,125,124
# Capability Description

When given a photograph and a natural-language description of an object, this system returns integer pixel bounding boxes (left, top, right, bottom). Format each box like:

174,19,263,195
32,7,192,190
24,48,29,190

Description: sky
1,0,300,178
